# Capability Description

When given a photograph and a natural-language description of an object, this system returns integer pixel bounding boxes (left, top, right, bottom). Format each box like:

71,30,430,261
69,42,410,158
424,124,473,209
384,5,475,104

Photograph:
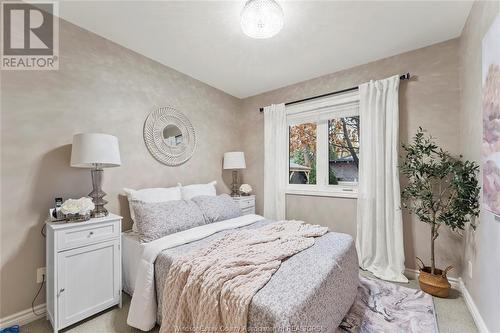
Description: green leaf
400,128,480,232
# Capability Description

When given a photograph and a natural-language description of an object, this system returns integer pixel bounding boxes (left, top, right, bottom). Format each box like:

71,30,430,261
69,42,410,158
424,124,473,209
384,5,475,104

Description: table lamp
71,133,121,217
223,151,246,196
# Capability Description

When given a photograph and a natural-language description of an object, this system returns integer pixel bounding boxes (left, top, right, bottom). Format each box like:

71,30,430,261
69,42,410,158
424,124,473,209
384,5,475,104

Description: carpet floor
21,273,477,333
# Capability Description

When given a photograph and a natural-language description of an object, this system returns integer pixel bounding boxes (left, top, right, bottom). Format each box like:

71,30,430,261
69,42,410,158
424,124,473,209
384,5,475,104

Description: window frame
285,91,360,199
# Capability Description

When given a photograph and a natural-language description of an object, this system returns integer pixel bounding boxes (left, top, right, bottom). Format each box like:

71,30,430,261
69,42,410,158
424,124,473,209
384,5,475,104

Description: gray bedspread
154,219,359,333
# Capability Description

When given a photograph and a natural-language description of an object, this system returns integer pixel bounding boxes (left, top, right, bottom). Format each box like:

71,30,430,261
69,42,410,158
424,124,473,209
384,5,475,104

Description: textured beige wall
286,195,357,236
0,20,243,317
240,39,463,277
460,2,500,332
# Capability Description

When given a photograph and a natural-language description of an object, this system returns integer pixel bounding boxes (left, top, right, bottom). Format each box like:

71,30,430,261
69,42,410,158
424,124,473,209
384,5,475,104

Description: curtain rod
259,73,411,112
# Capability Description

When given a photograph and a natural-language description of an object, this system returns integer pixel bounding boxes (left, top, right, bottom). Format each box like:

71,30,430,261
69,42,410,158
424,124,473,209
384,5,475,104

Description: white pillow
123,186,182,231
179,181,217,200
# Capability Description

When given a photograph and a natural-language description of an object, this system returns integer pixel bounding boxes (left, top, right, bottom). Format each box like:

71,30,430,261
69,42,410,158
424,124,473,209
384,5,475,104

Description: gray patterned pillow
131,199,206,243
191,194,242,223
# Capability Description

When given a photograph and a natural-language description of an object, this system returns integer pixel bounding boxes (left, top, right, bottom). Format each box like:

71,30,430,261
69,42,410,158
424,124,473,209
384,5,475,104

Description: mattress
121,230,144,295
154,219,359,332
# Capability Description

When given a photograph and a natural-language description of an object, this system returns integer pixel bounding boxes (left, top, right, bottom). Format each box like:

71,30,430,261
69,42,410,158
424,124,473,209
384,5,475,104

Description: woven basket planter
416,257,453,298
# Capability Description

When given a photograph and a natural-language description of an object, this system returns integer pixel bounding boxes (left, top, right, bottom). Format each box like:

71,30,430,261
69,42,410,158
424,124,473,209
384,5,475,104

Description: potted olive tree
400,128,480,298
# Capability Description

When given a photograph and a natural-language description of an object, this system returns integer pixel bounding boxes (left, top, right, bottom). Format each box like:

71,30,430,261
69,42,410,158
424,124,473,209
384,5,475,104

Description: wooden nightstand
46,214,122,333
232,195,256,215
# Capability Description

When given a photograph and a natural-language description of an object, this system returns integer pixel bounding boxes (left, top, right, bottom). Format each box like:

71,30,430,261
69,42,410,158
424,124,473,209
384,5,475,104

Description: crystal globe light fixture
240,0,284,39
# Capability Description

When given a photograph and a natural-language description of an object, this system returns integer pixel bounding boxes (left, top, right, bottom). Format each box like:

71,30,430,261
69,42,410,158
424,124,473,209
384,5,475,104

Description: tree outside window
328,116,359,184
289,123,316,184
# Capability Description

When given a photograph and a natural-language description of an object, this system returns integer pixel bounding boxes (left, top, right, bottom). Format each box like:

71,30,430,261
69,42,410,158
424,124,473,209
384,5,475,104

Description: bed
121,230,144,296
123,214,359,332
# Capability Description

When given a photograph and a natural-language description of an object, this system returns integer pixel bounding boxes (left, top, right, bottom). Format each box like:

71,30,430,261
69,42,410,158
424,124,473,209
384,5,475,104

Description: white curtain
356,75,408,283
263,103,287,220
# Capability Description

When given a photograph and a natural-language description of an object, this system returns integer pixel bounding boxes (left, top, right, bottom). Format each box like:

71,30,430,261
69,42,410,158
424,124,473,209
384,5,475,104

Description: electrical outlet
36,267,46,283
468,260,473,279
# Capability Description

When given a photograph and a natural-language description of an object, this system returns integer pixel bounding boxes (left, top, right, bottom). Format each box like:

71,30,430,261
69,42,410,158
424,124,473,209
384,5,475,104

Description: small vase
64,212,91,223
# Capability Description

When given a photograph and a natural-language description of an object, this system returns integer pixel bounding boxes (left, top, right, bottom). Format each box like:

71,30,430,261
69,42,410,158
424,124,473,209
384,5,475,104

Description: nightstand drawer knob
88,231,94,237
60,288,65,293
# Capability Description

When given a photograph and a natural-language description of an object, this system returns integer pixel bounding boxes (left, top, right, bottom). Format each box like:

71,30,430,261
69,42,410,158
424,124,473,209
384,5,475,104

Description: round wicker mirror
143,106,196,166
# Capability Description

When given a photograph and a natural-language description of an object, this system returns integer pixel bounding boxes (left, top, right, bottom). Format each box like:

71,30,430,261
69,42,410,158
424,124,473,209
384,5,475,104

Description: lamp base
89,168,109,218
230,170,240,197
91,207,109,218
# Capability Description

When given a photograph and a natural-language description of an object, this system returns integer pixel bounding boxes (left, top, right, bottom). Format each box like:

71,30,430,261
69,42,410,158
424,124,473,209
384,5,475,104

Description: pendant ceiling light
240,0,284,39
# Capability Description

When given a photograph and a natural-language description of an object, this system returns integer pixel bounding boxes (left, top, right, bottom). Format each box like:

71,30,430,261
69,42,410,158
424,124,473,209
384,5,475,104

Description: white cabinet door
57,239,120,329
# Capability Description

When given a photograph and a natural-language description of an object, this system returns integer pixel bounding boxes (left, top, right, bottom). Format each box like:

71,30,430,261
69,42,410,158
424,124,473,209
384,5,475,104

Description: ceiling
58,1,473,98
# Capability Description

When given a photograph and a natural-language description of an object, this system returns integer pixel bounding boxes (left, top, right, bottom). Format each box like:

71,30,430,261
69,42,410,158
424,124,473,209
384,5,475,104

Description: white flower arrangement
239,184,253,195
60,197,95,216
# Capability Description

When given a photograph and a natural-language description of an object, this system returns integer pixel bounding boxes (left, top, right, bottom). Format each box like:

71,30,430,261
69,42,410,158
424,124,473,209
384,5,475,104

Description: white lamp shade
223,152,246,169
71,133,121,168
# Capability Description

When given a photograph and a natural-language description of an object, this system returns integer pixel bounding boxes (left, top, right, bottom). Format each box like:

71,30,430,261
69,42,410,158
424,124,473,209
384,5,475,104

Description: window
286,91,359,198
289,123,316,185
328,116,359,184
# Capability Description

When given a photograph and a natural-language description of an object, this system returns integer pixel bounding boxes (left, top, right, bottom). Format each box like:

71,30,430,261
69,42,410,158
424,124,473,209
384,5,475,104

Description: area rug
337,275,438,333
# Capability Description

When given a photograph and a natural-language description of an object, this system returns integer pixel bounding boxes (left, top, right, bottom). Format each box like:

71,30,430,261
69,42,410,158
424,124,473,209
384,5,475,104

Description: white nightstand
46,214,122,333
232,195,256,215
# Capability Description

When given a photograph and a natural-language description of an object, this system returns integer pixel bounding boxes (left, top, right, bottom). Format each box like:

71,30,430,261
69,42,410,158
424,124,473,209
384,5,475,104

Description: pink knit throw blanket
160,220,328,333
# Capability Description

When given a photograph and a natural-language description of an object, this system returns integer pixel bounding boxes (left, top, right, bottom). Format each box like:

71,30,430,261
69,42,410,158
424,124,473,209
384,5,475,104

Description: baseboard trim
0,303,46,330
404,268,460,290
459,278,490,333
